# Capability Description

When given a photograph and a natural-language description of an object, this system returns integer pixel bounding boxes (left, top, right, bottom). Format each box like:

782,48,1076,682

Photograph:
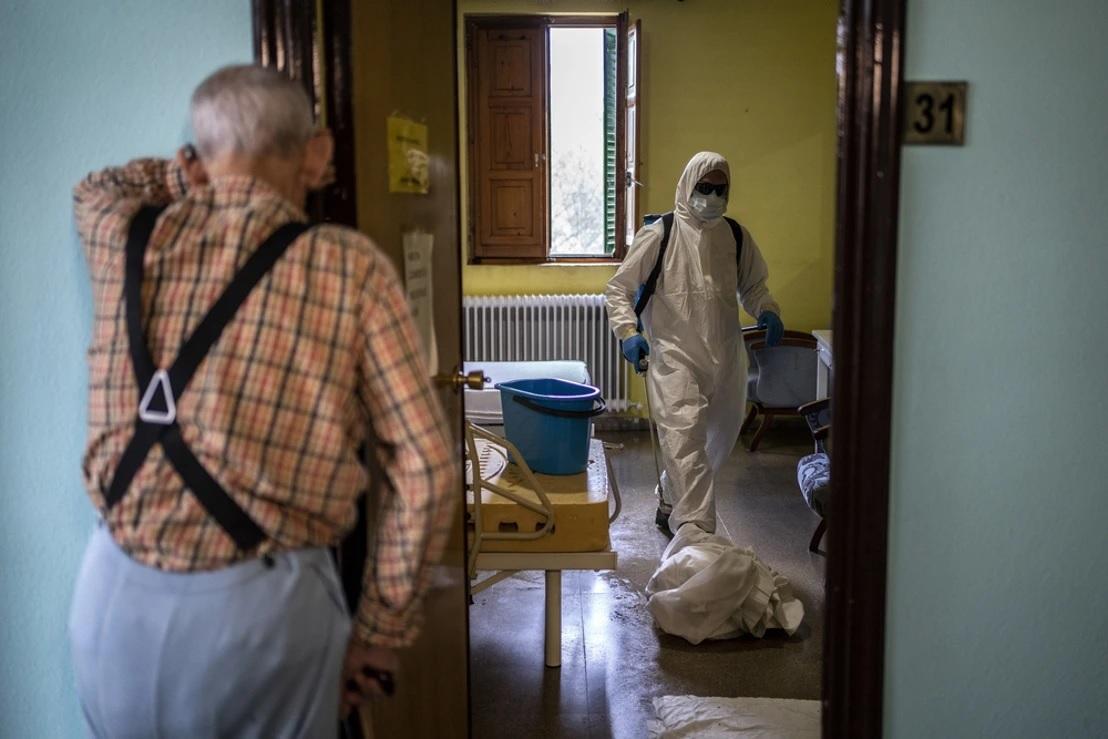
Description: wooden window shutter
624,18,641,249
603,28,618,256
468,23,548,261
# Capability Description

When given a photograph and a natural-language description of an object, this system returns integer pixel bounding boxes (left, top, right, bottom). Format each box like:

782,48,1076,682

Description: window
466,15,641,263
549,27,611,257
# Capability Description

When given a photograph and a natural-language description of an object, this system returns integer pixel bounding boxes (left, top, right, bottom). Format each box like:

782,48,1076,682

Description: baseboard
595,414,650,432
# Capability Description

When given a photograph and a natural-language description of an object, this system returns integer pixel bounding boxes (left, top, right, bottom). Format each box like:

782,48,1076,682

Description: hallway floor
469,420,825,738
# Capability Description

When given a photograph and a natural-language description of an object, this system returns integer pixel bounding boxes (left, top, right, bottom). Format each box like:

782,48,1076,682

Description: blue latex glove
758,311,784,347
621,333,650,373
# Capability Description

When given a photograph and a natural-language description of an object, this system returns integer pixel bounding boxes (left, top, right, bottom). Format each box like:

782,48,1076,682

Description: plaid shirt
75,158,456,648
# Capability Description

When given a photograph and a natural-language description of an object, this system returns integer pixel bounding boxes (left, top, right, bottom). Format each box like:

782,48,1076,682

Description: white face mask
689,192,727,221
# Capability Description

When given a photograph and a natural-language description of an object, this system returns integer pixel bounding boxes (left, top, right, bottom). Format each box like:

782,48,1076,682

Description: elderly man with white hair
68,64,456,736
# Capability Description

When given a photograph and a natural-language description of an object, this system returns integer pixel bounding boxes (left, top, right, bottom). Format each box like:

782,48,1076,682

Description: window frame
465,14,634,265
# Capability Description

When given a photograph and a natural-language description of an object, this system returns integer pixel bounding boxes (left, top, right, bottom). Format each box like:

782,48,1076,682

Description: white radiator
463,294,630,412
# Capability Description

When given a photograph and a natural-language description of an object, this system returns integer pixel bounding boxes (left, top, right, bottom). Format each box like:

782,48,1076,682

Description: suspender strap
633,212,674,318
124,206,164,389
105,206,311,551
159,424,267,550
724,216,745,264
164,220,312,397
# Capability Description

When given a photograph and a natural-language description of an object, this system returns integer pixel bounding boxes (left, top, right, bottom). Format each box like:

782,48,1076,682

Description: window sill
469,258,622,266
543,259,621,266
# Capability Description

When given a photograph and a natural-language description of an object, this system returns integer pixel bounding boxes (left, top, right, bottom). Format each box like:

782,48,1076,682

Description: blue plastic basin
496,378,606,475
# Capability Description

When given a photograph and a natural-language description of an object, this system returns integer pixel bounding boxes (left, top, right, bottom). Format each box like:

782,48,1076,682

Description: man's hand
175,145,209,189
340,640,399,717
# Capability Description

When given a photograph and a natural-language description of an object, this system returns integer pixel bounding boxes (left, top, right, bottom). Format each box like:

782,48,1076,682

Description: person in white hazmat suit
605,151,783,536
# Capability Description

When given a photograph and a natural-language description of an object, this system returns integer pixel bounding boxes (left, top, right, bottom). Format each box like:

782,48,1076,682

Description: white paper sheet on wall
402,230,438,375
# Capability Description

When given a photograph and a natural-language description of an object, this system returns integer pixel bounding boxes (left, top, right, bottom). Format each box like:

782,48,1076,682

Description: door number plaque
904,81,967,145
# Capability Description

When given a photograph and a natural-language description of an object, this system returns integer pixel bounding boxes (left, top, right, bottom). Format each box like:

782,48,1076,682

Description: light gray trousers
69,524,350,738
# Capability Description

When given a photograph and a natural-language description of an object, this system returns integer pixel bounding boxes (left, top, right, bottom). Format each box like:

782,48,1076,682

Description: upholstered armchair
740,328,820,451
796,398,831,553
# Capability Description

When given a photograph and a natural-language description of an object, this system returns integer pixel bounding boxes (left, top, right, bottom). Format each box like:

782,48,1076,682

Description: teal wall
886,1,1108,736
0,3,251,735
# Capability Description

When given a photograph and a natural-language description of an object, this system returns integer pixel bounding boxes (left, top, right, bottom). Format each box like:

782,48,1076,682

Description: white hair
190,64,313,159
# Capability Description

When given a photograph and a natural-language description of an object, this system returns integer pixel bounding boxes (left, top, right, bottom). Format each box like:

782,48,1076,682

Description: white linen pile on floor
645,526,804,644
648,695,820,739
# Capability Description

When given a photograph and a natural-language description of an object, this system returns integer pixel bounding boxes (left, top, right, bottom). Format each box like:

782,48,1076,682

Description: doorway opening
460,5,836,736
255,0,905,734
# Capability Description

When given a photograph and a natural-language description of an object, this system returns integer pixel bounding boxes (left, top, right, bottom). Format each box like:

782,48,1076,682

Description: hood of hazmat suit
605,152,780,532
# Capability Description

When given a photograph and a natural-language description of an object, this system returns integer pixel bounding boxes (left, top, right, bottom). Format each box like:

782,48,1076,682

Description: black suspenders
104,205,311,552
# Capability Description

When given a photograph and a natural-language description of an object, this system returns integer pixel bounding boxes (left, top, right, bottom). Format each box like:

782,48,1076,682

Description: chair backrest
799,399,832,454
744,330,819,409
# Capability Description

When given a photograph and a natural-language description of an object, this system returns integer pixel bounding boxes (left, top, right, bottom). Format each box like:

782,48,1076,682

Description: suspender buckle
138,369,176,425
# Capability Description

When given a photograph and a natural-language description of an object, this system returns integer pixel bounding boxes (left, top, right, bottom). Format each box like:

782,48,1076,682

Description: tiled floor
469,420,825,738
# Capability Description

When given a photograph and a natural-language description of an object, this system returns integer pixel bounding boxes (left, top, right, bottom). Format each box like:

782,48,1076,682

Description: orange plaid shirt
75,158,456,648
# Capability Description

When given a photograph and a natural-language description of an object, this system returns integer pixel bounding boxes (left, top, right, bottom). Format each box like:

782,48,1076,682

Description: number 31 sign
904,82,967,145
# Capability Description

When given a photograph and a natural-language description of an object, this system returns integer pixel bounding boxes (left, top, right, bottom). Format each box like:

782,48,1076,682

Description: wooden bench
465,424,618,667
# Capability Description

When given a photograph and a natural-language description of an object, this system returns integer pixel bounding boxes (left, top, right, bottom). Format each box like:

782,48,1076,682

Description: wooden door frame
252,0,908,735
252,0,357,227
823,0,906,735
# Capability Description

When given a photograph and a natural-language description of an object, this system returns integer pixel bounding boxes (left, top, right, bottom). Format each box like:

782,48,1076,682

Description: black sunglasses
694,182,728,197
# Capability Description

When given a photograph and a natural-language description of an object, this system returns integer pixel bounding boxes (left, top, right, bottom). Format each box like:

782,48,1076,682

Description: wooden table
467,434,618,668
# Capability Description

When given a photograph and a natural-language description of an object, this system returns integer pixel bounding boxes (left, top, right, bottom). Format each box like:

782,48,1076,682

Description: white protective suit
605,152,780,533
646,525,804,644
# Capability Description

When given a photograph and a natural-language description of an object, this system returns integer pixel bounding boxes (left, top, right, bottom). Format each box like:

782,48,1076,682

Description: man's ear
302,129,334,190
176,145,209,188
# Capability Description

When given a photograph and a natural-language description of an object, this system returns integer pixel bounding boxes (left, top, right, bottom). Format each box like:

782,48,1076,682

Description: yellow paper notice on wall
387,115,430,194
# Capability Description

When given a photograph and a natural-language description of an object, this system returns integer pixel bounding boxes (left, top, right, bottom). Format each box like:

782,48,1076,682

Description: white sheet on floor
645,526,804,644
648,695,820,739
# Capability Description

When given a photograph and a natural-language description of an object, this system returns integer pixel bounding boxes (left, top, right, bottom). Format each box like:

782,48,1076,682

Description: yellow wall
459,0,839,333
